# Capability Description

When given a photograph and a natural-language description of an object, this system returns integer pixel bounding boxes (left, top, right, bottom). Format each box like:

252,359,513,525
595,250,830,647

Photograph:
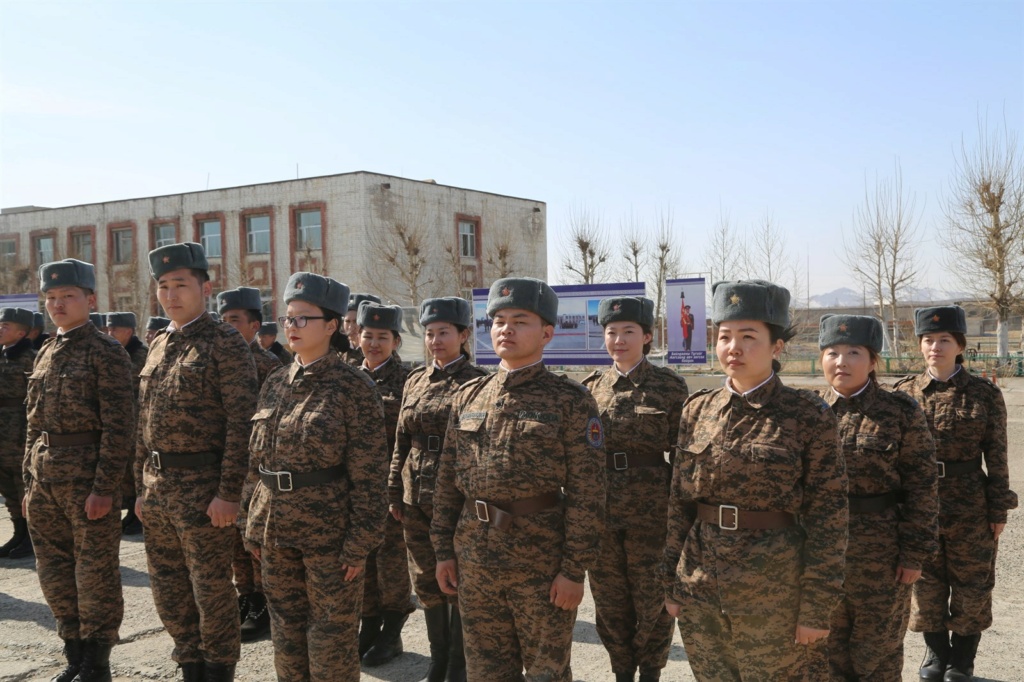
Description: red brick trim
66,225,97,263
455,213,483,287
147,217,181,251
289,201,327,274
29,228,59,270
106,220,137,266
239,207,276,314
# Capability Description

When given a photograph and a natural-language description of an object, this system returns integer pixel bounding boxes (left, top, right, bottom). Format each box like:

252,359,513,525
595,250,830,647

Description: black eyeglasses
278,315,327,329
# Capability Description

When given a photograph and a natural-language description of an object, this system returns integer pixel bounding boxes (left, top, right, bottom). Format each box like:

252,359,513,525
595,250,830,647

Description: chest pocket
249,407,276,457
678,437,713,495
454,412,487,470
955,403,988,442
58,365,92,403
635,405,668,444
26,370,46,406
746,442,801,487
170,361,206,402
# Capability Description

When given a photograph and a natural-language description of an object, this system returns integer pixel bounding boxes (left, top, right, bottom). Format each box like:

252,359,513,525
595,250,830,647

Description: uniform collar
612,357,651,387
168,311,213,337
1,336,33,359
825,378,877,409
288,349,337,382
918,364,968,392
430,354,470,378
56,321,90,338
723,372,781,409
497,360,546,390
364,352,402,380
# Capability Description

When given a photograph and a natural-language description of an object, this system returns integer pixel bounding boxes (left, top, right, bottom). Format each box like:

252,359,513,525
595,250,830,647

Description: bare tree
485,227,517,279
616,211,648,282
701,209,742,284
647,209,680,348
942,118,1024,356
365,213,436,308
560,206,611,284
743,211,789,281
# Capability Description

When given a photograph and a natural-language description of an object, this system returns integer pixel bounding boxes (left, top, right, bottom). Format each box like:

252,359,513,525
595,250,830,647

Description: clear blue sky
2,0,1021,296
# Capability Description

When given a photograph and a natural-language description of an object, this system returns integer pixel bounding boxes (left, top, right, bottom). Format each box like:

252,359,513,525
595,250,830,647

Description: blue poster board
0,294,40,312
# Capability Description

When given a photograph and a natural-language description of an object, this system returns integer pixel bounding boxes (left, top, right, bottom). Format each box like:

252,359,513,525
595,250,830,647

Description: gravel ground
2,376,1022,681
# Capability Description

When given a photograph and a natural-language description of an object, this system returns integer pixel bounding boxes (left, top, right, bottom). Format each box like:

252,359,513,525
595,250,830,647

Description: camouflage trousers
402,503,448,609
26,478,123,643
362,513,414,616
0,449,23,517
120,455,136,500
677,597,825,682
827,516,912,681
458,558,576,682
262,545,363,682
232,527,263,595
589,524,674,675
141,479,239,664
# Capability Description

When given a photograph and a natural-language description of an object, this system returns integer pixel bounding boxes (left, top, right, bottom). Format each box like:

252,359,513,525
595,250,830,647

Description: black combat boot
50,638,83,682
204,662,236,682
358,615,383,657
178,662,204,682
0,517,28,557
445,604,466,682
615,672,636,682
420,604,449,682
639,670,661,682
920,631,951,681
71,639,111,682
944,633,981,682
121,500,142,536
4,518,33,559
240,591,270,642
362,610,409,667
237,593,251,624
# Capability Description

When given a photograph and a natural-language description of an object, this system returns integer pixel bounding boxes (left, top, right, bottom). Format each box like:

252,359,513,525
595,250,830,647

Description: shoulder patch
683,387,716,406
796,388,830,412
581,369,603,386
408,365,428,378
885,388,920,409
586,416,604,448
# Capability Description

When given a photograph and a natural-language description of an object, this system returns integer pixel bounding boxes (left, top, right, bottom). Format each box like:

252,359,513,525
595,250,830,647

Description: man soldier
0,307,37,560
431,277,607,682
217,286,281,642
134,243,258,682
145,317,170,345
257,322,292,365
103,312,149,536
30,311,51,350
342,293,380,366
25,259,136,681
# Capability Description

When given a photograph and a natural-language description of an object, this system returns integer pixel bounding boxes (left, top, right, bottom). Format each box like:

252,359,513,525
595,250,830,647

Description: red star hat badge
932,314,940,322
162,256,170,263
51,273,59,280
612,303,621,311
431,307,437,314
501,287,511,296
730,294,741,305
295,281,304,289
373,313,380,321
838,323,848,332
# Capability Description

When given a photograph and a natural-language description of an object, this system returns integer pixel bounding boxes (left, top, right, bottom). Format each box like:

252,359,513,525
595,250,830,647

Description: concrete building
0,171,547,321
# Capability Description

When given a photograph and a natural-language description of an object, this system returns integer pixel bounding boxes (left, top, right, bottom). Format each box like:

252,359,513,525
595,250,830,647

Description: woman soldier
894,306,1017,682
582,296,688,682
389,297,486,682
663,279,848,681
241,272,389,682
816,314,939,681
356,301,417,667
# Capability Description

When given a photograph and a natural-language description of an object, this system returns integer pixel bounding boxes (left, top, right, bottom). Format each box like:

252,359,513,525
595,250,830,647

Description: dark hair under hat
217,287,263,315
33,312,45,329
146,316,170,332
258,322,278,336
149,242,209,280
284,273,350,317
486,277,558,326
711,279,790,328
0,307,35,328
348,293,381,313
598,296,654,328
39,258,96,292
419,297,472,327
914,306,967,336
106,312,138,329
818,314,883,353
358,301,403,333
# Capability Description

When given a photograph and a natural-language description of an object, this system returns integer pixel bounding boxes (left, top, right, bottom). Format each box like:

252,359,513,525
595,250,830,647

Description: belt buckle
718,504,739,531
613,452,628,471
41,431,50,448
427,435,441,452
277,471,294,492
937,461,946,479
474,500,490,523
151,451,162,470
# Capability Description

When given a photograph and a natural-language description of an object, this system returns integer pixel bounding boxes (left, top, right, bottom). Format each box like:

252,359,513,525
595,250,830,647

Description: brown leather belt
149,450,221,470
938,458,981,478
259,464,345,492
606,451,665,471
696,502,795,531
41,431,101,448
0,398,24,408
465,491,562,531
848,491,901,515
410,434,443,453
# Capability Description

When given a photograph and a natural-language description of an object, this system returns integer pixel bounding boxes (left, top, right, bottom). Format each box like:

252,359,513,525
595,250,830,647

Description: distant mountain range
807,287,974,309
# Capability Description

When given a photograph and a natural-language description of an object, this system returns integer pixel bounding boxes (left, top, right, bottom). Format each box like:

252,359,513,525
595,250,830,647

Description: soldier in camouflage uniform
389,296,486,682
894,306,1018,682
0,308,37,560
218,287,282,642
25,259,136,682
145,316,170,345
258,322,293,365
341,293,380,367
815,314,939,681
356,300,416,667
103,311,149,536
134,243,258,682
431,277,607,682
30,311,51,350
240,272,389,682
663,279,848,682
583,297,688,682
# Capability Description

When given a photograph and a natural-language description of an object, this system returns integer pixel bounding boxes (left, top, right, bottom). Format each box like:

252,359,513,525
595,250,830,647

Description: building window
153,223,176,248
296,209,321,251
246,215,271,254
459,220,477,258
199,219,222,258
115,296,133,311
112,229,134,264
70,231,93,262
0,238,16,268
35,235,55,265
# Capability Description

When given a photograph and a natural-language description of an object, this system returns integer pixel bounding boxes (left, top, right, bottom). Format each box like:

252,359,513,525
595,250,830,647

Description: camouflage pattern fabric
136,313,258,664
431,362,607,681
0,338,34,516
340,346,363,367
582,359,688,676
390,355,486,608
894,369,1018,635
24,322,135,643
268,341,292,365
249,337,282,388
664,374,848,679
818,380,938,680
120,335,148,498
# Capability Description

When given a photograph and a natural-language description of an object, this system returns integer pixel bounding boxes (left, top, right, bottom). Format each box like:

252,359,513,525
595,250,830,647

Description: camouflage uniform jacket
430,362,607,583
341,346,364,368
125,336,149,399
389,355,487,508
0,338,36,465
664,374,848,630
362,354,409,454
819,381,939,570
249,337,282,388
268,340,292,365
242,352,389,564
894,369,1018,523
582,359,689,527
24,322,136,496
135,313,258,502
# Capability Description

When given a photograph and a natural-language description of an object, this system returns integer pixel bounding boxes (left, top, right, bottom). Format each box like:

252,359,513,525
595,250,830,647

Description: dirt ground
2,376,1022,682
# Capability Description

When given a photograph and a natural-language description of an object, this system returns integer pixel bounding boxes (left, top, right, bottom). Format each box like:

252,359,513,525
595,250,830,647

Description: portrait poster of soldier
665,277,707,365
